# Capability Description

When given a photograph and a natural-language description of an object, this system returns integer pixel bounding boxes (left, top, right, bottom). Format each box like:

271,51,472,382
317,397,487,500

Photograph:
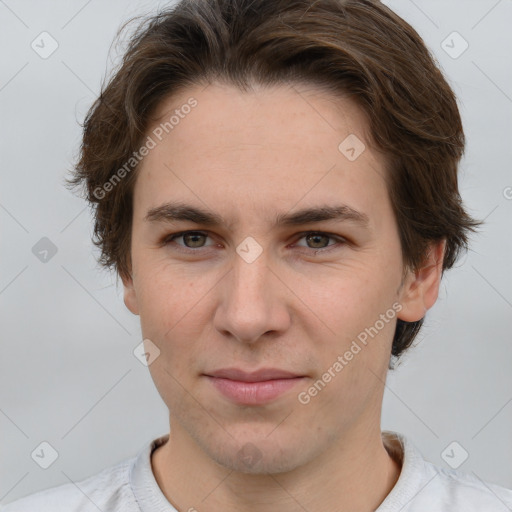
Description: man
3,0,511,510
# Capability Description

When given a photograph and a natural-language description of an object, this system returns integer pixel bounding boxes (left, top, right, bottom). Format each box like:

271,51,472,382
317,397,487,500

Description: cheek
135,264,219,380
137,273,204,403
300,261,401,395
303,263,391,341
136,261,208,330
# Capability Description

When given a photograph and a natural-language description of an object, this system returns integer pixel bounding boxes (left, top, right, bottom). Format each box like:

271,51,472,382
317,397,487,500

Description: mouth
203,368,306,405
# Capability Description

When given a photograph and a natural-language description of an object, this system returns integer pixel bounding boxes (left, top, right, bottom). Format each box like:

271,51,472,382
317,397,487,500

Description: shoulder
381,431,512,511
0,457,137,512
419,460,512,509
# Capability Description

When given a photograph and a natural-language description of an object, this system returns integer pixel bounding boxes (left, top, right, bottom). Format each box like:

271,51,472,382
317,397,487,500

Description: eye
161,230,346,254
162,231,214,251
293,232,346,252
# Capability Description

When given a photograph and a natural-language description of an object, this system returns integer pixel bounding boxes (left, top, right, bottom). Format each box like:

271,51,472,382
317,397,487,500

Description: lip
204,368,306,405
206,367,303,382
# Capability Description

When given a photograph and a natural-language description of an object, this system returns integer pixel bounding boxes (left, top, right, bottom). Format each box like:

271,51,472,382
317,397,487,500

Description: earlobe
397,240,446,323
121,273,140,316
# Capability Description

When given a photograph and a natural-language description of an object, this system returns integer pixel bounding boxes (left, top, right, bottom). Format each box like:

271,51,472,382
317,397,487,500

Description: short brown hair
67,0,481,366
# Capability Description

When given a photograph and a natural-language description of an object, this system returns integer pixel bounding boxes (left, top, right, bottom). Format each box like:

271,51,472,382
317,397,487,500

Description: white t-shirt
2,431,511,511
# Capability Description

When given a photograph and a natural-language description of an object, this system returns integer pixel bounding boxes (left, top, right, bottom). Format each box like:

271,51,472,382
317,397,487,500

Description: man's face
124,82,415,473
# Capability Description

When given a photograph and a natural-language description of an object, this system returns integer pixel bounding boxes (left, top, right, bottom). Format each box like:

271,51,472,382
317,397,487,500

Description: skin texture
122,82,444,511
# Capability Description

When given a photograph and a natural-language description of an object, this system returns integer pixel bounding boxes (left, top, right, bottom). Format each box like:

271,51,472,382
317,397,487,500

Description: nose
213,247,291,344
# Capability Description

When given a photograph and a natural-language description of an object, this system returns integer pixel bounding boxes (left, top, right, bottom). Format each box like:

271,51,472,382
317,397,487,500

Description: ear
121,272,140,316
397,240,445,322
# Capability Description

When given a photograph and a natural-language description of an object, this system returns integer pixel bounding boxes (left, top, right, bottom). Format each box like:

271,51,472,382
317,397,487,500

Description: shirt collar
129,430,426,512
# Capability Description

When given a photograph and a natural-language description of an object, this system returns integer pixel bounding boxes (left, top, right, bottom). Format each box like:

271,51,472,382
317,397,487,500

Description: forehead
134,82,388,226
146,81,371,154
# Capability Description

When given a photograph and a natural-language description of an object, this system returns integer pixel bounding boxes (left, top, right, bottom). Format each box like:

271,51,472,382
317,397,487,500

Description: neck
151,422,402,512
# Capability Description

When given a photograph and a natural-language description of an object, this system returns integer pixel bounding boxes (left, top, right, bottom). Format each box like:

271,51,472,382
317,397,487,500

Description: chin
202,434,310,475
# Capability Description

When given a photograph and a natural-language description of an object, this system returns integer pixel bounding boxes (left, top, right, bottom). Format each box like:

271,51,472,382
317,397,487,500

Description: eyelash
161,230,347,255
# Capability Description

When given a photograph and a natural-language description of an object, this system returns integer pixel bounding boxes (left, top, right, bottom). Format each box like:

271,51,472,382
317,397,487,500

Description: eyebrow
144,201,370,229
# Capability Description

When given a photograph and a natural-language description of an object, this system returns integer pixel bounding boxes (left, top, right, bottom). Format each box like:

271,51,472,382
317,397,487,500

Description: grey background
1,0,511,504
